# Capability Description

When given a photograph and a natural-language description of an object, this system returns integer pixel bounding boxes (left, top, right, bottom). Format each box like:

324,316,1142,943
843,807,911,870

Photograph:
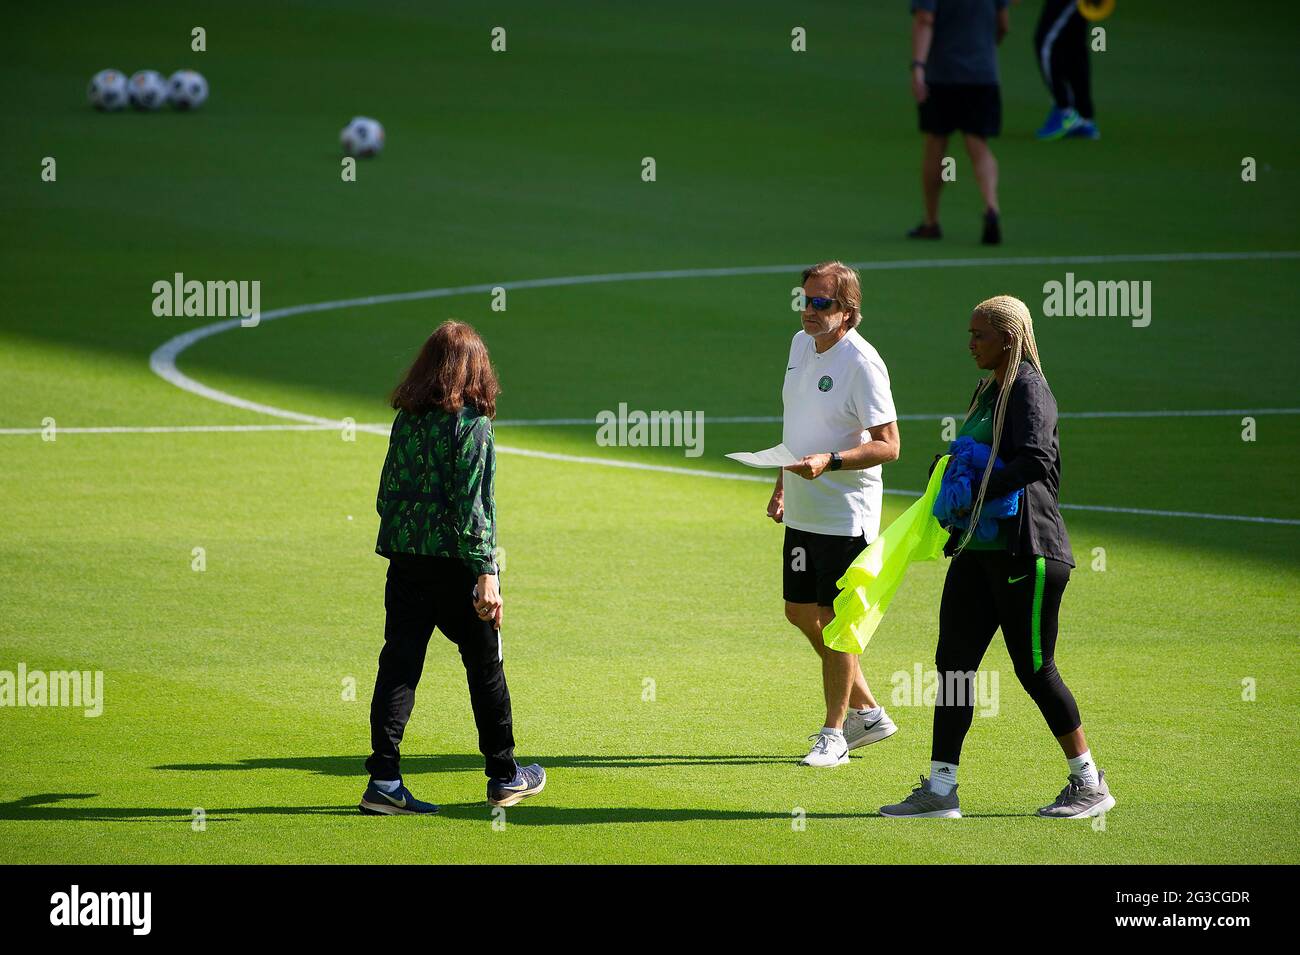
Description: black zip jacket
943,363,1075,566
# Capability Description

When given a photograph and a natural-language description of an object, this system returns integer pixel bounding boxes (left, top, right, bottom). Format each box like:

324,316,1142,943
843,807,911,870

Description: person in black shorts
770,262,902,768
908,0,1010,244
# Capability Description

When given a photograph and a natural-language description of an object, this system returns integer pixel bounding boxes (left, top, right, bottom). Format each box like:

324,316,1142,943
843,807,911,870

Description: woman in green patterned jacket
359,321,545,815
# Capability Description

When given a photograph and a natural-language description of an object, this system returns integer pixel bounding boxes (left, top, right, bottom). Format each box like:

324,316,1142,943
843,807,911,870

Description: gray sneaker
880,775,961,818
1037,770,1116,818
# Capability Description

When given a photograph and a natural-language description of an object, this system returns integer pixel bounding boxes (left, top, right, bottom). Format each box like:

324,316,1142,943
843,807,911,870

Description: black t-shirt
911,0,1008,86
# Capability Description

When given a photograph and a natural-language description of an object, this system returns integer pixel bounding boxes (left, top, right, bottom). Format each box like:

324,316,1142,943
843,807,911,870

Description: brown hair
390,320,500,418
802,261,863,329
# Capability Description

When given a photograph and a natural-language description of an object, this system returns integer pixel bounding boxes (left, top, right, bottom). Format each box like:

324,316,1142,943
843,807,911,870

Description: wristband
911,60,926,70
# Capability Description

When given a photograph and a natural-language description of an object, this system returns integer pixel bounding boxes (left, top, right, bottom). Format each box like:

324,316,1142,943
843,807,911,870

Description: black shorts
918,83,1001,138
782,526,868,607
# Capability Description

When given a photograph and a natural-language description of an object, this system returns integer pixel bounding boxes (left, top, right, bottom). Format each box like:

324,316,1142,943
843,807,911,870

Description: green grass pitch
1,1,1297,864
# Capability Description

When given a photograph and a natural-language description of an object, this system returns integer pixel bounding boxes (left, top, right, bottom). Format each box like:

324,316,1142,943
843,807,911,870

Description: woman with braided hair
880,295,1115,819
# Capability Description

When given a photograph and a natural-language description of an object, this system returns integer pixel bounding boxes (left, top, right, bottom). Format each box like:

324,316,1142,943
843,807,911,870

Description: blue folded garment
932,436,1021,542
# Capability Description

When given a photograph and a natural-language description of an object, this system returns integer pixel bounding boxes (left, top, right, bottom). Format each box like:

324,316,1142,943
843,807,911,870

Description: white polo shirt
781,328,897,539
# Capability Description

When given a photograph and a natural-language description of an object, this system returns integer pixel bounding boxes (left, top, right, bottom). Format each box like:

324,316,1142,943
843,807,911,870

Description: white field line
497,408,1300,425
133,249,1300,528
7,406,1299,436
146,248,1300,422
0,424,358,435
14,422,1293,525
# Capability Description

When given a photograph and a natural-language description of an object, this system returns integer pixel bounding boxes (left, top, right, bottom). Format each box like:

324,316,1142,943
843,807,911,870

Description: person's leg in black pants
431,558,517,780
365,554,517,782
366,555,438,782
991,554,1081,737
1034,0,1088,113
1058,9,1094,120
931,552,1002,766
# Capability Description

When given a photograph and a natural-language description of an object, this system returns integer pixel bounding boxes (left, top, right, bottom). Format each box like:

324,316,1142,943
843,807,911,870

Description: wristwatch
829,451,843,471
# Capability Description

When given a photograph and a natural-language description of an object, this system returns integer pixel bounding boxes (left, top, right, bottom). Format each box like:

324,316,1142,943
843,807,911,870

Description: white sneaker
843,708,898,751
800,731,849,767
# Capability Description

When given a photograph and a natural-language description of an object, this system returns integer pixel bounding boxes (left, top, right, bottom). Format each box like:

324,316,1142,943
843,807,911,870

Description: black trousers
365,553,517,781
931,550,1082,765
1034,0,1095,119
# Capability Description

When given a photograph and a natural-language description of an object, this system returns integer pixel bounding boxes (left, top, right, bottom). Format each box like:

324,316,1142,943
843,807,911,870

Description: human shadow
0,792,1031,825
153,753,800,776
0,792,355,823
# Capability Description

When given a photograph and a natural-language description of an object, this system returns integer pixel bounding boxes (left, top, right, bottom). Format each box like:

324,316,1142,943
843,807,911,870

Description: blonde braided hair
955,295,1045,554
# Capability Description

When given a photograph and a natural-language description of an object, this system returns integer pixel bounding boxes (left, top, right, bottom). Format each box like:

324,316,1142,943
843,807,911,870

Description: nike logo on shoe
378,790,407,808
1008,574,1028,583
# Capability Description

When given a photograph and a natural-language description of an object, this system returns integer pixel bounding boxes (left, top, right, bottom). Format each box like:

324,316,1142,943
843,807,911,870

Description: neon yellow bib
822,456,951,654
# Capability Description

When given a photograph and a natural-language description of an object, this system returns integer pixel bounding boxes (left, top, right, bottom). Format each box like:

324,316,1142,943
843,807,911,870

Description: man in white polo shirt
768,260,902,767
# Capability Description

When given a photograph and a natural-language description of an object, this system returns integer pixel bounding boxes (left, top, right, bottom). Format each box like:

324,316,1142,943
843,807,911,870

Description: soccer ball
87,69,128,111
340,116,385,158
128,70,168,110
167,70,209,110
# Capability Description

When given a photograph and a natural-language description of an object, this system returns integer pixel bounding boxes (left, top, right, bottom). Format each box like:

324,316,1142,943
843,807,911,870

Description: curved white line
146,251,1300,526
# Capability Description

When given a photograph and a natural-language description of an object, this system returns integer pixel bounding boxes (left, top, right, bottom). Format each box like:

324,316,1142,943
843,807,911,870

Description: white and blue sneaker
358,779,439,815
800,731,849,767
843,707,898,751
488,763,546,807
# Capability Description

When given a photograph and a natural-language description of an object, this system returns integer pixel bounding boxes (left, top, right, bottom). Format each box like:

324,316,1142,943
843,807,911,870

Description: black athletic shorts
782,526,868,607
918,82,1002,138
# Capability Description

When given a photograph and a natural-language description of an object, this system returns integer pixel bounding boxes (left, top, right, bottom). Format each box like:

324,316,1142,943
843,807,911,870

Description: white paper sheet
725,443,799,468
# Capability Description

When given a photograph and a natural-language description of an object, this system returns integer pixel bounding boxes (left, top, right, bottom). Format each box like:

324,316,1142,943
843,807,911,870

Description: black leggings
366,553,516,781
1034,0,1095,119
931,550,1081,765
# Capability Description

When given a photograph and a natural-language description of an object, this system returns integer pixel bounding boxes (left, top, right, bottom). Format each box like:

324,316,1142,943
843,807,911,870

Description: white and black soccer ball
340,116,385,158
128,70,168,110
87,69,128,111
167,70,209,110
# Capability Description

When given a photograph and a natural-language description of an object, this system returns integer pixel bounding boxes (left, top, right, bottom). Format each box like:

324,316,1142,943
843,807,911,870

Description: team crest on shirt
817,375,833,392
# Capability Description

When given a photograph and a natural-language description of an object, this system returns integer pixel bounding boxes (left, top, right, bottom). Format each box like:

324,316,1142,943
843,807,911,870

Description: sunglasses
804,296,839,312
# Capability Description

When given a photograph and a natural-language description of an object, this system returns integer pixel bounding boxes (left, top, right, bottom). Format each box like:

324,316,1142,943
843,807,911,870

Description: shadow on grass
1,792,1035,826
0,792,1030,825
153,753,800,775
0,793,355,823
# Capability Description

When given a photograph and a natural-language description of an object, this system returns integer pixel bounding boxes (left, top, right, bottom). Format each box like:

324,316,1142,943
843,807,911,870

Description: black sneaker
358,779,440,815
907,222,942,240
981,209,1001,245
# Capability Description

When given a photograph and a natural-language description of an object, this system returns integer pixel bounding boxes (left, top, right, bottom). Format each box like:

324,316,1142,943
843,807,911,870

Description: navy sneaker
907,222,942,240
358,780,440,815
487,763,546,807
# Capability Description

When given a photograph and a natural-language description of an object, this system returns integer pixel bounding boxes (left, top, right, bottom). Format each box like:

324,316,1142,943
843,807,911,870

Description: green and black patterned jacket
374,406,498,575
